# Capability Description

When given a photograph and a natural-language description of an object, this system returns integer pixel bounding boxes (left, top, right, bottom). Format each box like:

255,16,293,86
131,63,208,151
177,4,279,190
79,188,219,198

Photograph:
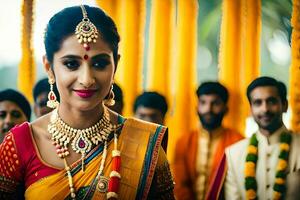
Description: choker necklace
244,132,292,200
48,105,118,171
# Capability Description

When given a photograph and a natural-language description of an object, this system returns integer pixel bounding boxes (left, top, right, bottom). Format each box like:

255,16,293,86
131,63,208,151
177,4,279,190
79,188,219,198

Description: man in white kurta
225,126,300,199
224,77,300,200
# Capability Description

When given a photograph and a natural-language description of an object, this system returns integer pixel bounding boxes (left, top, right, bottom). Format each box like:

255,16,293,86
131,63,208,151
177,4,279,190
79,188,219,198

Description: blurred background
0,0,297,161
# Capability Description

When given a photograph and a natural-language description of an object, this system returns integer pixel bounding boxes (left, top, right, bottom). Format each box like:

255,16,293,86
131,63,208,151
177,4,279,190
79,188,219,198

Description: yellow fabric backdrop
146,0,175,103
219,0,261,134
96,0,145,116
97,0,198,162
289,0,300,132
168,0,199,162
18,0,36,103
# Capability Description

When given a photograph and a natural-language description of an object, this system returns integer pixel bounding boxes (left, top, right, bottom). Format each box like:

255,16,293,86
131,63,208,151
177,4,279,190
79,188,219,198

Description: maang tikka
47,78,59,109
75,5,99,51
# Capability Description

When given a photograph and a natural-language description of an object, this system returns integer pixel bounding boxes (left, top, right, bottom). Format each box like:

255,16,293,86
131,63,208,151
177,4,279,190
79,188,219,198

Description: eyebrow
60,55,82,60
91,54,111,60
60,53,111,60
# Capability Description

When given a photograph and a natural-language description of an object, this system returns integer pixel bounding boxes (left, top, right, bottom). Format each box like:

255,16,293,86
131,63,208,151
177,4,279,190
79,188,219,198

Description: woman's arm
0,132,23,198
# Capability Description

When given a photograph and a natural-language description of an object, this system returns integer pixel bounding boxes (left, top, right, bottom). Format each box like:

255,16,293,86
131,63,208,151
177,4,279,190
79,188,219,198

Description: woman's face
46,35,115,111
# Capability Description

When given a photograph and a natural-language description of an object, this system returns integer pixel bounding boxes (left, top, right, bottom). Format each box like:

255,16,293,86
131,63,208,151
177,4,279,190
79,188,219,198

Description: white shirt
225,126,300,200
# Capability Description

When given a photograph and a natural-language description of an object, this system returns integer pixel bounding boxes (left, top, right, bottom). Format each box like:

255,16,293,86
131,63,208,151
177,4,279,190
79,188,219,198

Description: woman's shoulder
30,113,52,141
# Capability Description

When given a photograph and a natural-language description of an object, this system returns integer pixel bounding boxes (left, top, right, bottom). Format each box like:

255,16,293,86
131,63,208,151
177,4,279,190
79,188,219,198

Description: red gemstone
85,46,90,51
84,55,89,60
83,25,90,31
79,139,86,148
50,93,55,100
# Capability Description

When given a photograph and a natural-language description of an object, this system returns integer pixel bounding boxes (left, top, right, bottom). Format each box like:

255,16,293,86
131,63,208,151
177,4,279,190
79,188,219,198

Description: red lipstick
74,89,97,98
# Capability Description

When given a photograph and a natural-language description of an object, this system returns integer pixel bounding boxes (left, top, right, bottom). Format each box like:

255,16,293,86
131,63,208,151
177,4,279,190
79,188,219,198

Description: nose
260,101,269,113
203,103,213,113
79,65,95,88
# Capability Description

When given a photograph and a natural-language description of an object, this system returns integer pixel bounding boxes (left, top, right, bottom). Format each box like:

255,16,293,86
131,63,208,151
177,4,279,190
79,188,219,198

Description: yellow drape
168,0,198,162
95,0,145,117
219,0,261,134
146,0,175,103
95,0,119,25
289,0,300,132
18,0,36,103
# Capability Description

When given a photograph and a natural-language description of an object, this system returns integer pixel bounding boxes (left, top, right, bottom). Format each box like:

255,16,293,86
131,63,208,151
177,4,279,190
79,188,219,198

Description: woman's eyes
63,59,80,70
62,59,110,70
92,59,110,69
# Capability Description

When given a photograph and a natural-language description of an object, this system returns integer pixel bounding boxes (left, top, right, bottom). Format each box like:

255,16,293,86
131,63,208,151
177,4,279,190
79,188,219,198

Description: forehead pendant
75,5,98,52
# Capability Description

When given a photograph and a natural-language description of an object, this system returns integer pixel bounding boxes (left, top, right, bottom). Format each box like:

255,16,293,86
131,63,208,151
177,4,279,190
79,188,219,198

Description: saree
0,117,174,200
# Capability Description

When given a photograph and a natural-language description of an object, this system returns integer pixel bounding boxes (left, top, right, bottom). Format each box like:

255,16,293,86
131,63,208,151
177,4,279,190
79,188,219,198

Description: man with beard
0,89,31,142
208,77,300,200
173,82,243,200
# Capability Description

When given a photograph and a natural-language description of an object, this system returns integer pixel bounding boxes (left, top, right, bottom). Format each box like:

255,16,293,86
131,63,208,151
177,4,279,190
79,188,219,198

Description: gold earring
104,85,115,106
47,78,59,109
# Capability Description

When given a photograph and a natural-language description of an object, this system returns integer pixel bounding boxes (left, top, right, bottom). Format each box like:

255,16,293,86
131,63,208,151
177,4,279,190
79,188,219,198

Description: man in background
173,82,243,200
133,91,168,125
0,89,31,142
222,77,300,199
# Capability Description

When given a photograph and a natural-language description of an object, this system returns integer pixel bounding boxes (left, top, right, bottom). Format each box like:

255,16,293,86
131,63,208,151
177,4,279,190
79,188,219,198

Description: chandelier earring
104,85,115,106
47,78,59,109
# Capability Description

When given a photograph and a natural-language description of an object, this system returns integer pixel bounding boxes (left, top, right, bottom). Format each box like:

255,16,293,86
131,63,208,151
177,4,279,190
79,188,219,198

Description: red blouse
0,122,60,193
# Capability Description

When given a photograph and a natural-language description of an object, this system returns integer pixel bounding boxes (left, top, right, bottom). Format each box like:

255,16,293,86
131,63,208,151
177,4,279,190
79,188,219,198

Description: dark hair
0,89,31,120
133,92,168,116
33,78,60,102
44,5,120,65
113,83,123,105
196,81,229,103
247,76,287,104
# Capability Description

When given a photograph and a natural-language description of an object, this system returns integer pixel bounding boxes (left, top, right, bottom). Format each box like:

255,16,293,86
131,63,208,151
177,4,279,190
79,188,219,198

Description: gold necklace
48,105,117,171
64,140,108,200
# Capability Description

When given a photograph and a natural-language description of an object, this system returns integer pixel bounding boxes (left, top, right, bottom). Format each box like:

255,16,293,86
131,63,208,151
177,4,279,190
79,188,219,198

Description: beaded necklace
244,132,292,200
48,106,122,199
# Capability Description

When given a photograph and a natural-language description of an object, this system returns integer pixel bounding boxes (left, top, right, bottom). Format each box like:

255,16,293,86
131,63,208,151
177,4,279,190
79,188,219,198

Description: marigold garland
244,132,292,200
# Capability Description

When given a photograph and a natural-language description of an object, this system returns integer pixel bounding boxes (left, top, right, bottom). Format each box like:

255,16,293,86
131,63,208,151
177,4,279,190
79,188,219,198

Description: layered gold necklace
48,106,118,170
48,105,122,199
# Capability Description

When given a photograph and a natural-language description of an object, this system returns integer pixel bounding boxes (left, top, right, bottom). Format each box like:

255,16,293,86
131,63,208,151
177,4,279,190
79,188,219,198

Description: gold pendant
71,130,92,154
97,176,109,193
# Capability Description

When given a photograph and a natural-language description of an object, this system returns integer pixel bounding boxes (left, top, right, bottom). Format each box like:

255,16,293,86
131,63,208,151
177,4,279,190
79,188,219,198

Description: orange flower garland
245,132,292,200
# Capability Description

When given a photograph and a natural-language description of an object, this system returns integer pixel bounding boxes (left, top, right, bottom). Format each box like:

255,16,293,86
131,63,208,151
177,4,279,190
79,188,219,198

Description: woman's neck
57,103,104,129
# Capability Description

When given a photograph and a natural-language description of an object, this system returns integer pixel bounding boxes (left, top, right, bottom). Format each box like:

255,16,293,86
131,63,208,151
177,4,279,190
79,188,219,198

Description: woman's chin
75,101,102,112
